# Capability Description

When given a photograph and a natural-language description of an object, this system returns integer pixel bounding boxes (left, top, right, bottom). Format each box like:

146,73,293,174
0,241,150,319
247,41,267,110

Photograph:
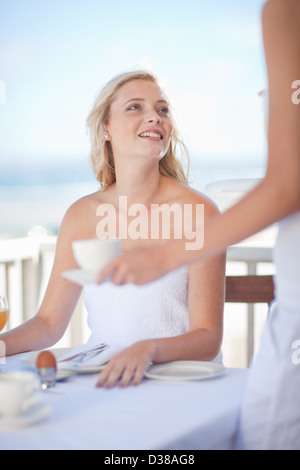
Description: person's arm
188,0,300,258
0,199,89,356
97,0,300,286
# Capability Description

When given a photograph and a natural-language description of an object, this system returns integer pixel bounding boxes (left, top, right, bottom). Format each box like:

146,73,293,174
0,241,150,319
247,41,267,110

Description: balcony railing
0,231,89,348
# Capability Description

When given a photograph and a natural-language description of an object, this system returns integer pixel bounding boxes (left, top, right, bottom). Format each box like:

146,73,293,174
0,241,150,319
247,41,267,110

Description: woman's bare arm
0,198,92,356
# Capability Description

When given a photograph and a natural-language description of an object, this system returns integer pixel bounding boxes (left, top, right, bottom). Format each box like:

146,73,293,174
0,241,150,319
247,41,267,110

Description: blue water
0,162,266,238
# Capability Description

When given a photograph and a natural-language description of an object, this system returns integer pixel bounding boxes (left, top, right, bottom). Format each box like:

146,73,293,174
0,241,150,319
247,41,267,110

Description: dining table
0,349,248,451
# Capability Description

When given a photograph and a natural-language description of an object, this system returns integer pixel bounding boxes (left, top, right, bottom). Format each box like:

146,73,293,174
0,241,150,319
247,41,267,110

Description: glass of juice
0,295,9,331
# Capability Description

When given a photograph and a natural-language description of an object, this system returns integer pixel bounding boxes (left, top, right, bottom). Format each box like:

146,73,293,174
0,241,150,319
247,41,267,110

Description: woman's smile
138,128,164,141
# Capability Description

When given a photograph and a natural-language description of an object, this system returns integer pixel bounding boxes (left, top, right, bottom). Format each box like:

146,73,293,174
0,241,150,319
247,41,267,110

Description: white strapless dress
83,265,223,364
239,211,300,449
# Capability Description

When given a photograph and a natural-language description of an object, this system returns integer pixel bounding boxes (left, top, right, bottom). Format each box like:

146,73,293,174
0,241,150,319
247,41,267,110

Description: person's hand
97,241,182,286
96,340,157,388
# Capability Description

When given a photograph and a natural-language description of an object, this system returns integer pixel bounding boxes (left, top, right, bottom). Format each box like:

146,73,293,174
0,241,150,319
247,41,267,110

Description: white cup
72,238,122,273
0,371,40,417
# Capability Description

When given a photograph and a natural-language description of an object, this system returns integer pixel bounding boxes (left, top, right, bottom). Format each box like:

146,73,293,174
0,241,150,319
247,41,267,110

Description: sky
0,0,267,177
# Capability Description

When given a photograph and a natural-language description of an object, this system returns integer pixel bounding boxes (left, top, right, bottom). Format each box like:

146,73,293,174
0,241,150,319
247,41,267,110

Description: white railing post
0,232,87,347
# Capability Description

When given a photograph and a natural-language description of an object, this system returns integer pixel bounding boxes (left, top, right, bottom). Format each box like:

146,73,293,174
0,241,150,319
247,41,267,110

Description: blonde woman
0,70,226,388
98,1,300,449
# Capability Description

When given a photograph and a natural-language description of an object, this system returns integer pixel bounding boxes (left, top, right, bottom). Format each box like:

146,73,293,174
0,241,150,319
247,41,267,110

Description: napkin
58,342,124,371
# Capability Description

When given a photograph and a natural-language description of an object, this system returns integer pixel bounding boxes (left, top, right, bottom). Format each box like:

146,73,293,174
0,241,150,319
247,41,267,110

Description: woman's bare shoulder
58,189,106,239
65,189,107,216
168,179,220,217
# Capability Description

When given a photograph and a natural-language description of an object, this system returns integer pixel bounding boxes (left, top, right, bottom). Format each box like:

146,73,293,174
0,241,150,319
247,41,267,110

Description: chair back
225,275,274,305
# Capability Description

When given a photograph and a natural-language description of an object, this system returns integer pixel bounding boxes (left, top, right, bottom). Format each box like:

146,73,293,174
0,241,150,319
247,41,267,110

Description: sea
0,158,267,239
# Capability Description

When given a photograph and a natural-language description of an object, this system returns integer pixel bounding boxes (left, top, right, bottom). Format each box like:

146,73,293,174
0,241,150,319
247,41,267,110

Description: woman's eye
127,104,141,111
158,107,170,115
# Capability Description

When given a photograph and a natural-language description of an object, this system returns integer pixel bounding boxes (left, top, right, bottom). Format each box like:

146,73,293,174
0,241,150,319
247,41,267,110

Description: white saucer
144,361,226,382
0,402,52,430
61,269,97,285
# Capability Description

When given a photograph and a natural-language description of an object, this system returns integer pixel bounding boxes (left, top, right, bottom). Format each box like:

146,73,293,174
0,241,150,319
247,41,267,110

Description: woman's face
106,79,173,165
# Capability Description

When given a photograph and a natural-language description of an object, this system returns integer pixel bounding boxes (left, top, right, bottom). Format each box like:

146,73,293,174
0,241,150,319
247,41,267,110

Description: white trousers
238,302,300,450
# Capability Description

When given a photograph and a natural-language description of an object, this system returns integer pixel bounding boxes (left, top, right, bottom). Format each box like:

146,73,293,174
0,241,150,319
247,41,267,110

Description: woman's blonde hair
86,70,189,189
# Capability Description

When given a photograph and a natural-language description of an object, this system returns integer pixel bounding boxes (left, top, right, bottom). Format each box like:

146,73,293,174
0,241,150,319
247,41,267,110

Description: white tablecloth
0,353,248,450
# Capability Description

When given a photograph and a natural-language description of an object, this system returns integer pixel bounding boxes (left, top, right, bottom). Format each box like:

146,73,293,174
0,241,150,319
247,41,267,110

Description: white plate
144,361,226,382
22,348,106,375
0,402,52,430
59,364,106,374
21,348,69,369
21,348,78,379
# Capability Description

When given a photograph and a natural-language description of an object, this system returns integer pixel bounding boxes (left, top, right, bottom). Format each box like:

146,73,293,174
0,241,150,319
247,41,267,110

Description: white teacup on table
63,238,122,285
0,371,40,418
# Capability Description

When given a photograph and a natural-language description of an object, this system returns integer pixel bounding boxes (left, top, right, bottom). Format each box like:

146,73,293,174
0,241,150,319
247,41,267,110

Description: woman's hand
96,340,157,388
